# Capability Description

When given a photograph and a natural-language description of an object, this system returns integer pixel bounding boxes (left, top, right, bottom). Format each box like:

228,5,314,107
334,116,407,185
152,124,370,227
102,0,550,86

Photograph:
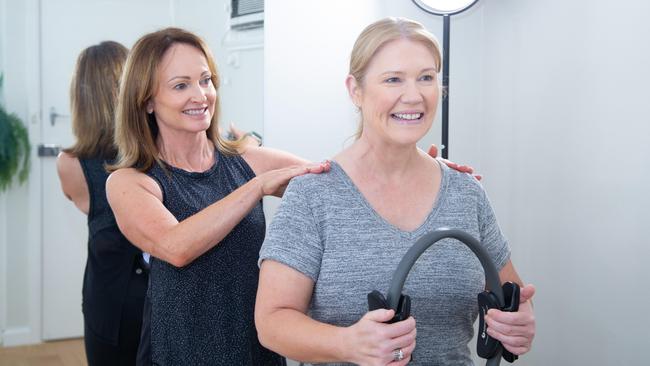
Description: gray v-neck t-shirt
259,160,510,365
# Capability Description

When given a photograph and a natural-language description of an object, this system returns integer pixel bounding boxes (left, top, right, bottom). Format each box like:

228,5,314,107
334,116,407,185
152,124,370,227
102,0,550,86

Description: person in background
255,17,535,365
57,41,147,366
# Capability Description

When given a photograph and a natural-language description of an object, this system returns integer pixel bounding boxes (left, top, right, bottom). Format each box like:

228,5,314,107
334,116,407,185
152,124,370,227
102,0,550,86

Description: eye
173,83,187,90
419,74,435,82
384,77,401,84
200,77,212,86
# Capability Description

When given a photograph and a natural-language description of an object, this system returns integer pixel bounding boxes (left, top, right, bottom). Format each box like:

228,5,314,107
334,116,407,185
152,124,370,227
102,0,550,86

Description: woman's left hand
485,284,536,356
427,144,482,180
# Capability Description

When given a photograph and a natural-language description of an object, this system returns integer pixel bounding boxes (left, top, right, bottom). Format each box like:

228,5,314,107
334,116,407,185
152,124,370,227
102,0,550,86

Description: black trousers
135,289,151,366
84,267,148,366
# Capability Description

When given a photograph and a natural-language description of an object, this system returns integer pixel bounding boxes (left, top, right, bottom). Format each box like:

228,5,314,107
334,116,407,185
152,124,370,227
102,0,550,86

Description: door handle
49,107,70,126
38,144,61,157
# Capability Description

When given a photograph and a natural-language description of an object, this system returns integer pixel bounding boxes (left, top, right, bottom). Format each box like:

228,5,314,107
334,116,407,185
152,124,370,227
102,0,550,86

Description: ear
146,99,154,114
345,75,362,108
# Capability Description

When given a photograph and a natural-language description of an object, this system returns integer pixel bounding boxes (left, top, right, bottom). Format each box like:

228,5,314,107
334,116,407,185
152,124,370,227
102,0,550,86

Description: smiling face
348,38,440,147
147,42,217,136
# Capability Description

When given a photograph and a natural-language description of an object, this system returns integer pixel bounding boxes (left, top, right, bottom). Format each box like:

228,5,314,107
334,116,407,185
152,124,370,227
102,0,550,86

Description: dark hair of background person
63,41,128,159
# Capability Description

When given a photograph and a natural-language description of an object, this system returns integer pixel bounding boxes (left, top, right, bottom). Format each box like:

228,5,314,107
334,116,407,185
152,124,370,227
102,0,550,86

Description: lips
182,107,208,116
391,112,424,124
392,112,423,120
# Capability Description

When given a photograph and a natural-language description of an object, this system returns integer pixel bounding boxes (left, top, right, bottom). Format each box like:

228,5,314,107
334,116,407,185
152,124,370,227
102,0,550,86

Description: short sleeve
258,177,323,282
477,185,511,270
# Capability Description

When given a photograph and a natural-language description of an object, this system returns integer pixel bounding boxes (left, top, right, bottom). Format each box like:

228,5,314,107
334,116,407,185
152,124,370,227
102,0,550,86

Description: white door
39,0,174,340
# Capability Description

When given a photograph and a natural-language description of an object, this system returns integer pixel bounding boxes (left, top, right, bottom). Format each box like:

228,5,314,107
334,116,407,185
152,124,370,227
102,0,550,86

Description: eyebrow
167,71,211,83
167,76,190,83
380,68,438,76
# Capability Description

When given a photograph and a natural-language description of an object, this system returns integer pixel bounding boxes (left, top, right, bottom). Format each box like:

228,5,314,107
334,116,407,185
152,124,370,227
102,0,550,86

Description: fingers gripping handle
367,290,411,323
477,282,520,361
367,228,510,366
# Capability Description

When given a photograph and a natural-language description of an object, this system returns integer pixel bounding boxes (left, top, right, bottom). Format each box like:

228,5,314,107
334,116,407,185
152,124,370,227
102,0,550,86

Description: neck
337,134,429,183
157,129,214,172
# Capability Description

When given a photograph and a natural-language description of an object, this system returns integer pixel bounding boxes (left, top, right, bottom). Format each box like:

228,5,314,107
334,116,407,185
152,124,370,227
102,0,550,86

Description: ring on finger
392,348,404,361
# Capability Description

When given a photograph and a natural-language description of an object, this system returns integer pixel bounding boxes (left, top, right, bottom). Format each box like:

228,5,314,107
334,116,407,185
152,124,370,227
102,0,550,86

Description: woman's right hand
255,161,330,197
344,309,417,366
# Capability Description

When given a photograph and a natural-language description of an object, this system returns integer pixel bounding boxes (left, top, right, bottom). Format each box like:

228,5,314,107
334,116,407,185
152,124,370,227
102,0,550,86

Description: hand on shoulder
427,144,482,181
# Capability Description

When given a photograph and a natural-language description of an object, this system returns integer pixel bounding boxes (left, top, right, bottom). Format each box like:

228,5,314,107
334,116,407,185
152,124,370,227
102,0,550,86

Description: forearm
149,177,264,267
258,308,350,364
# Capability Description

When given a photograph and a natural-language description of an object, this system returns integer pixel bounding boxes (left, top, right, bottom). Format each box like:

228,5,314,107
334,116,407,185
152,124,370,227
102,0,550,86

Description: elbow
257,330,273,351
152,240,193,268
164,251,192,268
167,256,190,268
254,308,274,351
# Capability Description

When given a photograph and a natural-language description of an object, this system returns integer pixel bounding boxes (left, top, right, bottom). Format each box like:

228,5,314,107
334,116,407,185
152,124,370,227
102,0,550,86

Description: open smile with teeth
391,112,423,121
183,107,208,116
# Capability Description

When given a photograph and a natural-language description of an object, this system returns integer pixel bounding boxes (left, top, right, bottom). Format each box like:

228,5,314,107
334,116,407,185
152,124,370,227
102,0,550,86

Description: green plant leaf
0,103,31,192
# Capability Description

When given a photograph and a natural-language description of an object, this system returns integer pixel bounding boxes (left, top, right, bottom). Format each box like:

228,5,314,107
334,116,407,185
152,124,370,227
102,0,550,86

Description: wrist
250,176,266,199
334,326,356,364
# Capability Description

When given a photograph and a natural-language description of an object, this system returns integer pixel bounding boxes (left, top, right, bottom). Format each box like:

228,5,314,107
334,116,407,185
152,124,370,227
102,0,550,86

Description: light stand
412,0,479,159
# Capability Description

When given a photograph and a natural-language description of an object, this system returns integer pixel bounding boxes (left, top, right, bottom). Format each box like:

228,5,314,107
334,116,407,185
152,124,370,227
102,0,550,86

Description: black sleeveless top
79,158,147,345
145,149,284,365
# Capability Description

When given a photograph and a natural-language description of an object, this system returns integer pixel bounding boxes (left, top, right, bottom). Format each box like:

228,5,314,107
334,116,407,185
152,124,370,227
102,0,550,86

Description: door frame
0,0,6,343
0,0,43,347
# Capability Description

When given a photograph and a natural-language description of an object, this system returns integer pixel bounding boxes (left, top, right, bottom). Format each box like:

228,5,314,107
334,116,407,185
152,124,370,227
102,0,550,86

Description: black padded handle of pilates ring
385,228,505,366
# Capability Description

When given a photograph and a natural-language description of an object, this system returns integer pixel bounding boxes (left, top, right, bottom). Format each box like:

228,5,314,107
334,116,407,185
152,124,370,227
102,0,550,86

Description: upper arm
241,146,310,175
106,168,178,253
56,152,89,214
256,259,314,318
474,180,511,270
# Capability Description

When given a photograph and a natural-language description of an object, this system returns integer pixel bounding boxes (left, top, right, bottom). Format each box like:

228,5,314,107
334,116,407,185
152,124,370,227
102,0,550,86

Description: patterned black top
145,149,284,365
79,158,147,345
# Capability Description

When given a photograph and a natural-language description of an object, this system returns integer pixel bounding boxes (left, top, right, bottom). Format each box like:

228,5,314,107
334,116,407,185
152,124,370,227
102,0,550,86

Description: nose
400,81,424,104
190,83,208,103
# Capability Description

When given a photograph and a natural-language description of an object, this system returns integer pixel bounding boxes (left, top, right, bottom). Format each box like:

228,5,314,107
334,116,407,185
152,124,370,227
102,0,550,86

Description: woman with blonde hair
256,17,536,365
57,41,147,365
105,27,329,365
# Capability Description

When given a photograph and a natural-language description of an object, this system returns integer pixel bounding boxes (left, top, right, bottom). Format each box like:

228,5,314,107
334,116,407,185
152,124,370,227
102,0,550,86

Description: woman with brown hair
57,41,147,365
105,28,329,365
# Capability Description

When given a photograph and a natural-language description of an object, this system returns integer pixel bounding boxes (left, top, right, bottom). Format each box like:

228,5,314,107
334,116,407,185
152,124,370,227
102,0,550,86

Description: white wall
477,1,650,365
265,0,650,365
173,0,264,135
265,0,381,161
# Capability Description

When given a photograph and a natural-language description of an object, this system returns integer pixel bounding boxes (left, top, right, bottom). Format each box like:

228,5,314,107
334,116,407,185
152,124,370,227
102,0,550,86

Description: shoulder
241,146,308,175
282,168,341,208
439,158,484,195
56,151,81,176
107,167,162,201
56,151,85,186
288,169,331,189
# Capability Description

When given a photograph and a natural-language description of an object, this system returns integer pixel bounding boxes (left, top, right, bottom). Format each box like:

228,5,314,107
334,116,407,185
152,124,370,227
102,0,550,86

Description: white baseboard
2,326,40,347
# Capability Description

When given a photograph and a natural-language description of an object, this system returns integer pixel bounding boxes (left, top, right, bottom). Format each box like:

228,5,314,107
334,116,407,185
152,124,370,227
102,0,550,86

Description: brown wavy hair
64,41,128,159
110,27,241,172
